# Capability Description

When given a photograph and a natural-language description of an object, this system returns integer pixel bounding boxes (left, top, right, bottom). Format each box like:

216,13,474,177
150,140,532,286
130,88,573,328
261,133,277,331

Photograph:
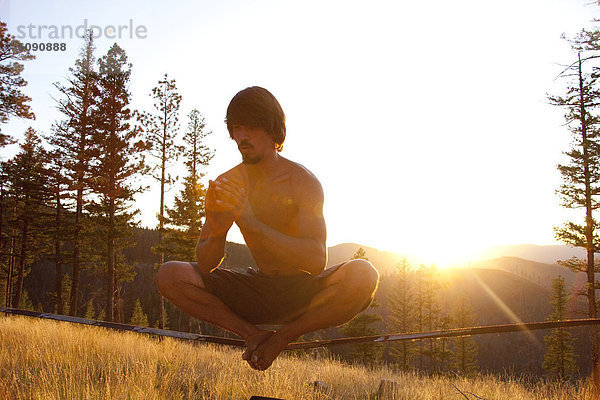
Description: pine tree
4,128,49,308
550,29,600,388
353,247,367,260
50,31,98,316
140,73,181,328
0,161,12,307
157,109,213,260
59,273,72,313
44,143,72,315
415,265,426,370
388,258,417,370
421,265,444,372
18,289,34,311
0,21,35,146
87,43,146,322
84,299,95,319
543,276,578,379
129,298,149,326
451,294,479,375
437,314,454,372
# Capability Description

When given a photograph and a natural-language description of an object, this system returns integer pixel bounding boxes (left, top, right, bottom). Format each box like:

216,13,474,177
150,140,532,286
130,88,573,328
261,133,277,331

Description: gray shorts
192,263,345,325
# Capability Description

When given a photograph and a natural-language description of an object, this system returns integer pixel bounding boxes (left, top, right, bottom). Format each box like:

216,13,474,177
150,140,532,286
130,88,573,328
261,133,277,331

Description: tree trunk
55,189,63,314
5,235,16,308
114,274,120,323
12,219,28,308
158,128,167,329
578,52,599,392
70,91,90,316
69,185,83,316
106,197,115,322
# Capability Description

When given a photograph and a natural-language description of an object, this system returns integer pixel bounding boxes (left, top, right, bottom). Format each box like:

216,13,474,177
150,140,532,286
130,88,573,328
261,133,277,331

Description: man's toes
249,354,262,370
242,348,252,360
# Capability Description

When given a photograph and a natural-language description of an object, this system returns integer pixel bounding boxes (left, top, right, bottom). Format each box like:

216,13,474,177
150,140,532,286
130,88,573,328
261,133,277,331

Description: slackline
2,307,600,351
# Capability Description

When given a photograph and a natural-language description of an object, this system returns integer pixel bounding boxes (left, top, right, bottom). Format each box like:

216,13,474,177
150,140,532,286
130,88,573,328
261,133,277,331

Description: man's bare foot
250,332,293,371
243,329,274,368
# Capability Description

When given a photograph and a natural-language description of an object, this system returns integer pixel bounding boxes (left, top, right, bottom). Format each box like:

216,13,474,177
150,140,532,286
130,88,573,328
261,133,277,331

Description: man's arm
215,172,327,275
195,180,235,274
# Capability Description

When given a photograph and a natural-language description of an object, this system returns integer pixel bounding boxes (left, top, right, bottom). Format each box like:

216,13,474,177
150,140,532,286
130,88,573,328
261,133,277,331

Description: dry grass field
0,315,595,399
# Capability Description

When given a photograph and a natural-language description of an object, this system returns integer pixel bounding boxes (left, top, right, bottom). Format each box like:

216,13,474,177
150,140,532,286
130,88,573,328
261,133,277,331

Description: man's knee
343,258,379,294
155,261,202,297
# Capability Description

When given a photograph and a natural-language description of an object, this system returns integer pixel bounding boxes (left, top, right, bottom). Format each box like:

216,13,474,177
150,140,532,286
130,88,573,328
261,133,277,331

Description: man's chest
248,176,298,230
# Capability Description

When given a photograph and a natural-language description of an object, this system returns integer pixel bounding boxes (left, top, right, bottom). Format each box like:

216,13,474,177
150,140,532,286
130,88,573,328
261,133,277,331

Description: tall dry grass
0,315,595,399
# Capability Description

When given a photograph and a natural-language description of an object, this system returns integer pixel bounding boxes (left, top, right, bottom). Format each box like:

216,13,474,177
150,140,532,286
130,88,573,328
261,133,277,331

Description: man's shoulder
279,158,323,204
281,158,321,188
217,165,244,180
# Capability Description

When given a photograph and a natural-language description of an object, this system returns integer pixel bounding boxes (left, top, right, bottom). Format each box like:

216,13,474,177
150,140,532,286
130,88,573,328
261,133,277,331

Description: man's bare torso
218,157,324,275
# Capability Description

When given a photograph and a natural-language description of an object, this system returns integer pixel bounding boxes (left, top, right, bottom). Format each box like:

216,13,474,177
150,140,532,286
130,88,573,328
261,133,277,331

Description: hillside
372,266,591,376
470,257,585,290
326,243,400,274
327,243,596,293
478,244,587,264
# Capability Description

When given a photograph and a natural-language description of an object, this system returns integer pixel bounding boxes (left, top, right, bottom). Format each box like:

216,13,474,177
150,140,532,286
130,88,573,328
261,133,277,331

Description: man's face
231,124,274,164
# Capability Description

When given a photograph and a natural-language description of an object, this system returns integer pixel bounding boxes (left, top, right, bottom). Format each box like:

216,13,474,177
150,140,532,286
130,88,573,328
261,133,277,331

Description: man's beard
239,141,262,164
242,153,263,164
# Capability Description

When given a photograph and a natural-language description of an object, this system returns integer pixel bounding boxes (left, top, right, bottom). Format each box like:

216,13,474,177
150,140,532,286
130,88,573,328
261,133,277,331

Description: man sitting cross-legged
155,86,379,371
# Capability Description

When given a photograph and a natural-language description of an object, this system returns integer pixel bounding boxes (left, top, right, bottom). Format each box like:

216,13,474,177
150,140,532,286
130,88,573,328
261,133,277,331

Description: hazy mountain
326,243,400,274
221,240,593,293
470,257,588,291
478,244,587,265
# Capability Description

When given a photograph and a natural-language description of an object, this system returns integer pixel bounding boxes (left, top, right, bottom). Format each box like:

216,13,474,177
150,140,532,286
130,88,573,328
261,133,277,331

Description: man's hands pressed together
204,179,235,237
209,175,254,228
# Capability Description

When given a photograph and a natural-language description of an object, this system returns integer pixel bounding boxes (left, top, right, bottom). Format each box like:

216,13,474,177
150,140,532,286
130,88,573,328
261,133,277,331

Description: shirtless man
155,86,379,371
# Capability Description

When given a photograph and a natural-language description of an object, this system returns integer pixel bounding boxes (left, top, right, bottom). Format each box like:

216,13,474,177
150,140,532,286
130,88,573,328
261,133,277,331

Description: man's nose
236,126,249,139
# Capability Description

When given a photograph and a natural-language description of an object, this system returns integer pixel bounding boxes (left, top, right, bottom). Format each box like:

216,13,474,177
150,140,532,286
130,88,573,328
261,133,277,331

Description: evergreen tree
388,258,417,370
451,294,479,375
129,298,149,326
415,265,426,370
59,273,72,314
87,43,146,322
44,143,72,315
50,31,98,316
339,301,383,365
84,299,95,319
0,20,35,146
437,314,454,372
0,161,12,307
140,73,181,328
543,276,578,379
550,29,600,388
353,247,368,260
421,265,444,372
4,128,49,308
157,109,213,260
18,289,34,311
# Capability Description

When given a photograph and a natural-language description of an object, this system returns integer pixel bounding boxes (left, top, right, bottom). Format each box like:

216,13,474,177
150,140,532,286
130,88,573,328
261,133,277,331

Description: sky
1,0,599,267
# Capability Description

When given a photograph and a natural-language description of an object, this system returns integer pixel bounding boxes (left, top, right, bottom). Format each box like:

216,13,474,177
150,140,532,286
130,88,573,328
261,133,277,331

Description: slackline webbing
2,307,600,350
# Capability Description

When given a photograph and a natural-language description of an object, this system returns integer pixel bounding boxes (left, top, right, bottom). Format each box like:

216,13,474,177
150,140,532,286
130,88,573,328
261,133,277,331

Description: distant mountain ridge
224,240,592,290
326,243,401,274
478,244,587,265
326,242,595,290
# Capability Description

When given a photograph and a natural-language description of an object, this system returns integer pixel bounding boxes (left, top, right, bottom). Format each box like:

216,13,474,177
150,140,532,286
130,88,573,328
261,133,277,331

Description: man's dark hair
225,86,286,152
